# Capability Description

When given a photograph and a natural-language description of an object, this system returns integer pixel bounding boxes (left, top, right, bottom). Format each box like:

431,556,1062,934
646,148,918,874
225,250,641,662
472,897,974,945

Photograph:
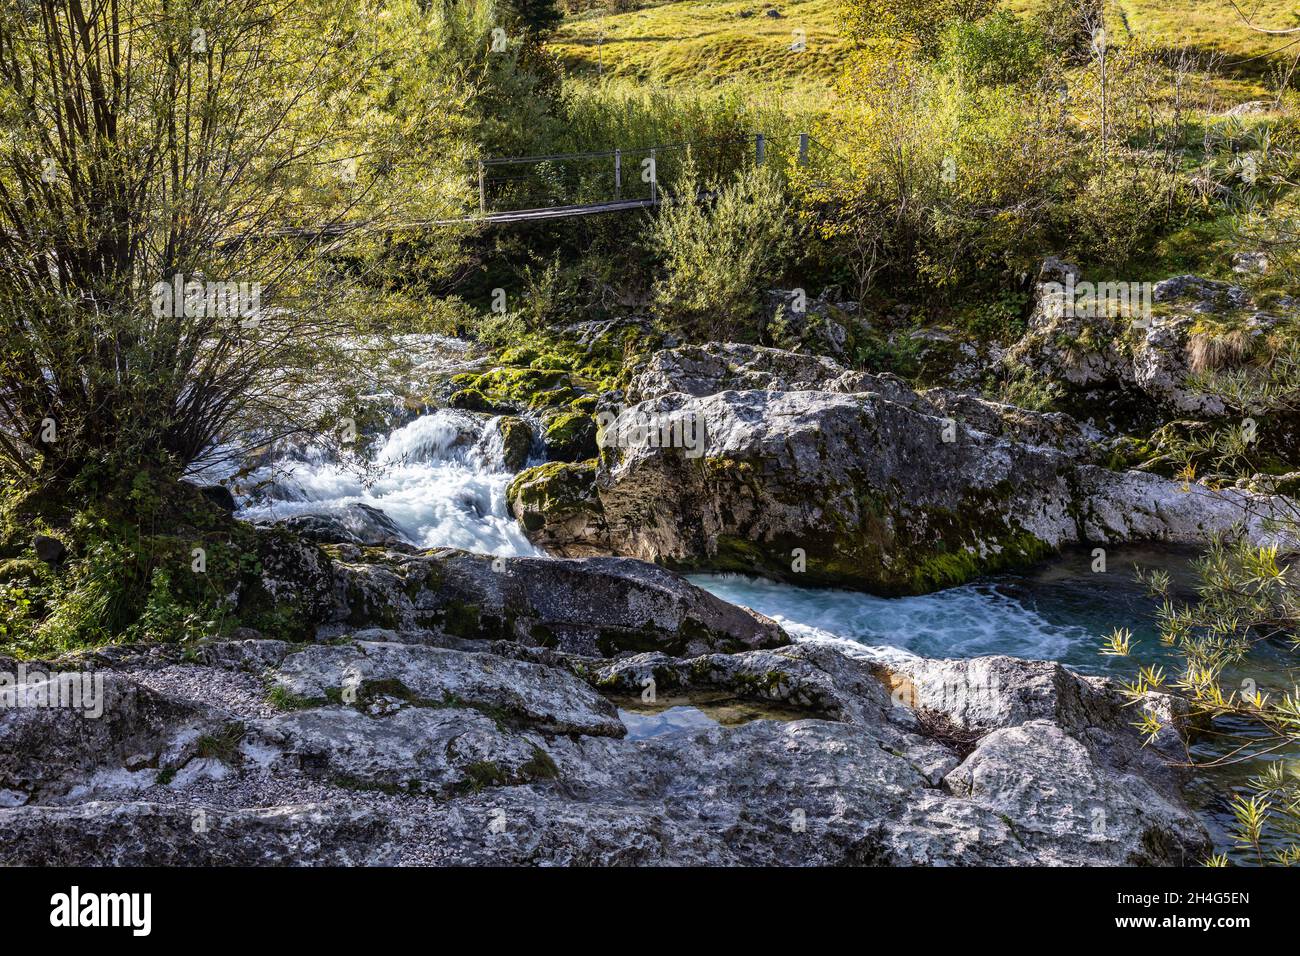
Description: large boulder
264,503,407,547
327,547,790,656
271,641,624,736
0,669,224,805
508,344,1286,593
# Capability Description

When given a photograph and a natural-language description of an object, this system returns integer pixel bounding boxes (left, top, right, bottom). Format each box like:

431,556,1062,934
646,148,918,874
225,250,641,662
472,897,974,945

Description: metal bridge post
798,133,809,166
650,148,657,204
756,133,765,166
615,149,621,199
478,160,486,216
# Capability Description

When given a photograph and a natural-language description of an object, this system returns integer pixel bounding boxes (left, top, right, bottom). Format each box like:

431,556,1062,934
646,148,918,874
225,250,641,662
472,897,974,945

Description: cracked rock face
272,641,624,736
509,342,1288,594
0,626,1210,866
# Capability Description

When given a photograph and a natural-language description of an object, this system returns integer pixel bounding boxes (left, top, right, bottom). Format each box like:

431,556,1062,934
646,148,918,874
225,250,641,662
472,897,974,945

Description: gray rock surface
240,531,788,655
511,343,1287,593
272,641,624,736
0,629,1211,866
265,503,407,546
326,547,789,656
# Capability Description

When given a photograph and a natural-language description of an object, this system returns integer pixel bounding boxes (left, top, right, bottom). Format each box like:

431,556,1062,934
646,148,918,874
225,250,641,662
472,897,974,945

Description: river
200,335,1295,864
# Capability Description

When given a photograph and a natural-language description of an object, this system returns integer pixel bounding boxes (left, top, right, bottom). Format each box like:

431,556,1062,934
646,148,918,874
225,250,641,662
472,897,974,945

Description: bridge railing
469,133,822,215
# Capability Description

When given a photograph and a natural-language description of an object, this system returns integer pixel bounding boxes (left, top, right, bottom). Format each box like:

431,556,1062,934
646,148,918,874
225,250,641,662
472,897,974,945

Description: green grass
553,0,1298,94
553,0,851,91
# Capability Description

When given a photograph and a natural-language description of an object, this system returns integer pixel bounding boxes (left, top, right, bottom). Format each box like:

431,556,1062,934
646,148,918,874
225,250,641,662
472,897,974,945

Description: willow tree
0,0,473,503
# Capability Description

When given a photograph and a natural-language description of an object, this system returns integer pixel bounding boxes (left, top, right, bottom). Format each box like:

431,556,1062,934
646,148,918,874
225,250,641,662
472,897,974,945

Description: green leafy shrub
937,12,1046,87
647,160,796,340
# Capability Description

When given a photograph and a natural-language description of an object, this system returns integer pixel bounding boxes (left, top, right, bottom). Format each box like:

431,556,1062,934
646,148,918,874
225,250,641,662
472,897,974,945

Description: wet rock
199,484,238,512
327,549,789,656
541,410,597,463
507,460,606,554
266,503,406,547
497,416,533,471
511,346,1288,593
240,528,336,637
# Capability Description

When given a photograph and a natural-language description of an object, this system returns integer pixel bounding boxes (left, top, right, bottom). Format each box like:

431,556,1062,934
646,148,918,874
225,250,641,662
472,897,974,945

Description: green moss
520,746,559,781
529,622,558,648
497,417,533,471
439,599,481,638
498,345,541,366
541,411,597,463
462,760,510,791
449,387,501,413
195,723,246,764
507,459,601,533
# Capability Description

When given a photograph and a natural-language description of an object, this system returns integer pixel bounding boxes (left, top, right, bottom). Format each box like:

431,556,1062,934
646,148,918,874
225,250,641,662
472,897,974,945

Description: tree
647,159,795,341
0,0,470,502
498,0,563,39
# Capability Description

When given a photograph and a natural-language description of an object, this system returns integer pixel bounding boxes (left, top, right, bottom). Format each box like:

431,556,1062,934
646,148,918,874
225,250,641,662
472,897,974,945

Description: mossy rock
507,459,602,535
498,345,541,366
449,387,506,414
541,411,598,463
497,417,533,471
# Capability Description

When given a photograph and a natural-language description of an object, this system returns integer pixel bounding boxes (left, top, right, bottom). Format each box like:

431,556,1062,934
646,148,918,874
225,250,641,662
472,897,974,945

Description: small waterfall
233,409,541,557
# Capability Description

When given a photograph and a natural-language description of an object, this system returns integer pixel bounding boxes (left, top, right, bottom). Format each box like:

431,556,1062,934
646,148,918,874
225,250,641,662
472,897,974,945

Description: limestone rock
272,641,624,737
510,345,1288,592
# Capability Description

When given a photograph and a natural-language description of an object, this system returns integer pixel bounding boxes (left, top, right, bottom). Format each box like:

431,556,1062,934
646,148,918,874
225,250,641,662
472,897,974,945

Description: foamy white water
234,409,540,557
689,573,1088,663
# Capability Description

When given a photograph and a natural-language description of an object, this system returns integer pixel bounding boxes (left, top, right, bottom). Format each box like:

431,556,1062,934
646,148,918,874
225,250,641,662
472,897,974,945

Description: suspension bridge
462,131,820,224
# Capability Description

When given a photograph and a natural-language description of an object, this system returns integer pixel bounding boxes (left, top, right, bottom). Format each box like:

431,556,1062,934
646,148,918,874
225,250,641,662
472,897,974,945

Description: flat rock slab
251,705,554,795
0,631,1212,866
273,641,624,737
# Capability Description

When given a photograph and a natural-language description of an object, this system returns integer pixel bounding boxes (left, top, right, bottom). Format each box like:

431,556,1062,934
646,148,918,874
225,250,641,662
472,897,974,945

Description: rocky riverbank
6,269,1291,866
0,548,1208,865
508,341,1290,591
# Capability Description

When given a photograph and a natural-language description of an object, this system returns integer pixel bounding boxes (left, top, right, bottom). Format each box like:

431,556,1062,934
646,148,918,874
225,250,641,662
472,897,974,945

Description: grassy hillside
553,0,1300,93
551,0,851,89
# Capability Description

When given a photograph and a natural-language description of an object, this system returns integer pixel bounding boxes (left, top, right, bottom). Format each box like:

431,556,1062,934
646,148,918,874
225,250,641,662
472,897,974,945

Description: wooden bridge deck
435,197,659,225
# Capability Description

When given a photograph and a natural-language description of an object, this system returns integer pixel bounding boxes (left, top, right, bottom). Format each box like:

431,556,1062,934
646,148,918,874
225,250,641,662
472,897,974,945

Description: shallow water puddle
615,692,808,740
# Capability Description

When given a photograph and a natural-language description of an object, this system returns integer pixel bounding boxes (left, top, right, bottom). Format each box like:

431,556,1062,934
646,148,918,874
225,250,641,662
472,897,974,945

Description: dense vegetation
2,0,1300,862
